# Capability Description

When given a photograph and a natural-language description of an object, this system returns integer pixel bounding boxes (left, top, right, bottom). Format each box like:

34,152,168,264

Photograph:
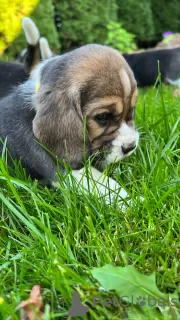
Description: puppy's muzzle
121,143,136,155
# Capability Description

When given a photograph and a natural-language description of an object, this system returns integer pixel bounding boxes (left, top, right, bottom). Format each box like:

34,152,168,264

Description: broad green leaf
91,265,178,308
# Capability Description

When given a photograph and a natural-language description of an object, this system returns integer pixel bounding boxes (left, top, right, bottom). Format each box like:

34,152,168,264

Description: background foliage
104,21,137,53
117,0,155,44
151,0,180,40
0,0,38,55
55,0,117,51
3,0,60,60
1,0,180,58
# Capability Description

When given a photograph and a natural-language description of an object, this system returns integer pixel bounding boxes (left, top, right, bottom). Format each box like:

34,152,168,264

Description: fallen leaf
16,285,43,320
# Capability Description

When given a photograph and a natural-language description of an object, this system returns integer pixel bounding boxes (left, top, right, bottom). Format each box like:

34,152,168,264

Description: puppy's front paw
71,166,129,206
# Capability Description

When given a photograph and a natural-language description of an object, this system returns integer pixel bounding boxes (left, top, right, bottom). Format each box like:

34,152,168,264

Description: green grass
0,85,179,319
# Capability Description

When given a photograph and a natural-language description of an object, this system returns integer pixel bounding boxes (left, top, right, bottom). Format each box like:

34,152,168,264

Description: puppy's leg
71,166,128,202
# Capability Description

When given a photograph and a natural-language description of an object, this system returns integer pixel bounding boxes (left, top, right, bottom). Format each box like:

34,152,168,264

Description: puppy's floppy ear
32,75,92,169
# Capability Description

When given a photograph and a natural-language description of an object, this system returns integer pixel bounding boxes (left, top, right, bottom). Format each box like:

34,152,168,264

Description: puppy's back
0,62,27,98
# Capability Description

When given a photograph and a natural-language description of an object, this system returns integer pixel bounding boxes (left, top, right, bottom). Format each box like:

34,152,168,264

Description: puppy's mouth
91,129,139,166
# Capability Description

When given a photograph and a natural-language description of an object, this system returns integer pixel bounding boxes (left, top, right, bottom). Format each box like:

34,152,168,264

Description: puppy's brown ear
32,85,92,169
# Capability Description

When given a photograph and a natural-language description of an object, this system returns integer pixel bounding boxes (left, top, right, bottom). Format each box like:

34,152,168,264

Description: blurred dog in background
0,18,53,98
123,47,180,87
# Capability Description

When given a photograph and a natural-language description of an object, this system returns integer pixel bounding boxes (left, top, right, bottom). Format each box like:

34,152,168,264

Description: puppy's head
32,44,139,169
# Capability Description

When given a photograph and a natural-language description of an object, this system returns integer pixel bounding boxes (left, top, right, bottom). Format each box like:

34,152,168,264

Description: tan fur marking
131,89,138,107
119,69,131,96
84,96,123,116
68,45,128,85
87,120,104,141
115,100,123,114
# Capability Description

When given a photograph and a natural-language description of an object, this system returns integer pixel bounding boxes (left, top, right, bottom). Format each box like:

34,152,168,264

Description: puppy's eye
95,112,114,124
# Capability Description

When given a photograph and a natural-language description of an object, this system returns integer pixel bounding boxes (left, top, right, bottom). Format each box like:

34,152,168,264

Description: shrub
151,0,180,40
0,0,38,55
117,0,155,42
54,0,117,52
2,0,60,60
104,21,137,53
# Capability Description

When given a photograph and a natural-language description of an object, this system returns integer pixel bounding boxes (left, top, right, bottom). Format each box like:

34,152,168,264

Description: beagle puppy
0,18,52,99
0,44,139,200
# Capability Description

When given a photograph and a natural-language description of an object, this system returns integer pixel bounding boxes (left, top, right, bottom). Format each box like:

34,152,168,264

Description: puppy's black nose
122,144,136,155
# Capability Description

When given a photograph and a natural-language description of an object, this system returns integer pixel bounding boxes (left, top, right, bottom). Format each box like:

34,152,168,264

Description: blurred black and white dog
0,18,53,99
123,47,180,87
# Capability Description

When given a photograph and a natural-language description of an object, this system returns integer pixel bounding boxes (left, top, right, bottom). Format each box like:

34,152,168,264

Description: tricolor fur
0,44,139,201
